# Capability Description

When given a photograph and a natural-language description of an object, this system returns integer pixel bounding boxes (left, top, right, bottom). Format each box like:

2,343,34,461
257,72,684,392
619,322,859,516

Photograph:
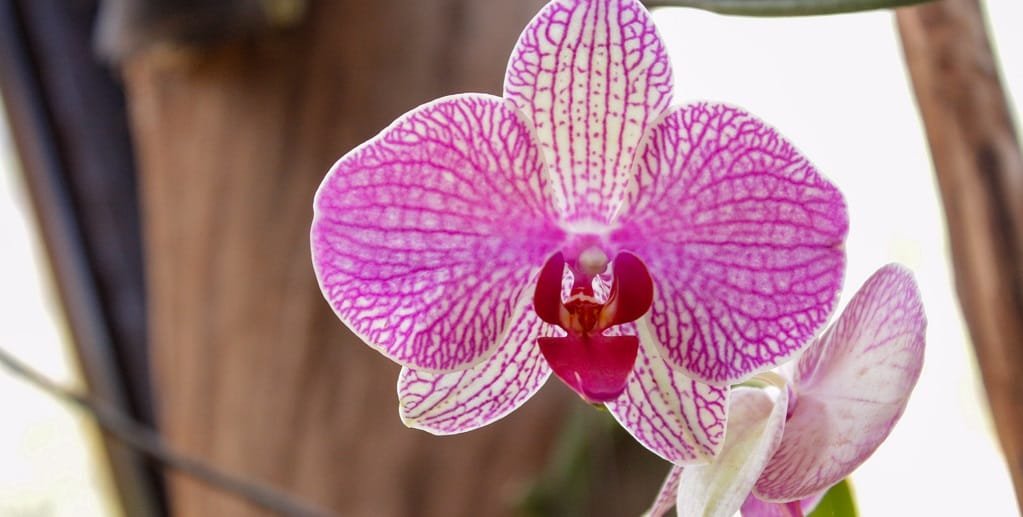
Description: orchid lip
532,251,654,402
538,334,639,404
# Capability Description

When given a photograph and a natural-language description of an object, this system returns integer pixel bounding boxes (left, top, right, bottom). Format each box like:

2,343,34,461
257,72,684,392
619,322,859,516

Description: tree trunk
120,1,596,515
897,1,1023,511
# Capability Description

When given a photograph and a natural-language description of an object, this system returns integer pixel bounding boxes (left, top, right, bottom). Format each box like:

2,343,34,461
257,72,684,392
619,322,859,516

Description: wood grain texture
122,1,664,515
95,0,299,62
897,1,1023,511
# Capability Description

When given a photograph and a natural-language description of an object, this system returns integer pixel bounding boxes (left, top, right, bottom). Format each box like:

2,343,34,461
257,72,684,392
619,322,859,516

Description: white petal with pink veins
613,103,848,386
398,309,557,435
755,264,926,501
312,94,564,373
607,329,727,465
504,0,673,224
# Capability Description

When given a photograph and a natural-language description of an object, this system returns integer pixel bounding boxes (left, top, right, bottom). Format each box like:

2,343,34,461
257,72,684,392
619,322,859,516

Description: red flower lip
533,251,654,402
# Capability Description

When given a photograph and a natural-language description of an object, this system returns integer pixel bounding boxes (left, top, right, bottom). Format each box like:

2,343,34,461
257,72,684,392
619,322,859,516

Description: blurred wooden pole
118,0,665,514
0,1,162,513
897,0,1023,511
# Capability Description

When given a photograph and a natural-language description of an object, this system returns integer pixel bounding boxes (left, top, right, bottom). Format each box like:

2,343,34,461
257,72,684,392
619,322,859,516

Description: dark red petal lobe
534,252,566,326
538,334,639,403
601,252,654,327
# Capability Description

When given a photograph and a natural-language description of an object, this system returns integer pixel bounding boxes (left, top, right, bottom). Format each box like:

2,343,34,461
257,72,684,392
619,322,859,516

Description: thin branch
0,345,334,517
642,0,934,16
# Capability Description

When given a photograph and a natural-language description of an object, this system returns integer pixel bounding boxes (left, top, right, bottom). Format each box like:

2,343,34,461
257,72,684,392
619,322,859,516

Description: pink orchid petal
398,310,555,435
613,103,848,385
755,265,926,501
677,379,789,517
312,94,564,372
504,0,673,224
740,494,805,517
644,466,683,517
606,330,727,465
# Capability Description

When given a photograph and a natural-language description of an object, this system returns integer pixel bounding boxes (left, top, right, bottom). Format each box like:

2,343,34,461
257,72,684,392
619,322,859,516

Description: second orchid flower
646,265,927,517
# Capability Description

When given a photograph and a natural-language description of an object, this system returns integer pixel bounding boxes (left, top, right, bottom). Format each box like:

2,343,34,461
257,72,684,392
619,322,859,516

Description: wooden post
897,0,1023,511
119,0,672,514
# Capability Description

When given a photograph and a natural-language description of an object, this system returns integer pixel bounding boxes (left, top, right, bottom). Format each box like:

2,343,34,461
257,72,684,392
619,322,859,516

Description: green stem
808,479,858,517
642,0,935,16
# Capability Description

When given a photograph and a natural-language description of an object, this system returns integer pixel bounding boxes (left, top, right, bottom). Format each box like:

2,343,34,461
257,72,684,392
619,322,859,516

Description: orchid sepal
607,327,729,465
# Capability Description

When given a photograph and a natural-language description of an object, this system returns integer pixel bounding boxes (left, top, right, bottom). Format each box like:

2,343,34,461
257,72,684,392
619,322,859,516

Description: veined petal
755,265,926,501
398,309,555,434
644,466,683,517
607,328,727,465
614,103,848,385
504,0,673,224
312,94,564,372
677,378,788,517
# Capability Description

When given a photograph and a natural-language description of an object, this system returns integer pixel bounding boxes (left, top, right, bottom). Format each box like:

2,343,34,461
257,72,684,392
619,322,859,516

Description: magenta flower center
533,248,654,403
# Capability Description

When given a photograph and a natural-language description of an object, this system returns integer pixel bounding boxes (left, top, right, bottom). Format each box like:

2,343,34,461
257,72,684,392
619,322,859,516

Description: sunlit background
0,1,1020,515
653,2,1021,515
0,100,119,514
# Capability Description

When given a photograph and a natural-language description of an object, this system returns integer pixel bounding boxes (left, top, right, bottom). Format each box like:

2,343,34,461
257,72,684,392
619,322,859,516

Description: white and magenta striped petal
612,103,848,385
504,0,673,224
398,310,556,434
607,331,727,465
312,94,564,372
677,379,789,517
644,466,683,517
755,265,926,501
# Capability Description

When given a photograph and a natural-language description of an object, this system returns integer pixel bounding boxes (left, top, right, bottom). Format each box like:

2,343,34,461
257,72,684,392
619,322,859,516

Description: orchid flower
644,264,927,517
311,0,847,464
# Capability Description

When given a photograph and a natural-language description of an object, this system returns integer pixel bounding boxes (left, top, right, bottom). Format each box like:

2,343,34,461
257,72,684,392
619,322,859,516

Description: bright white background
0,103,119,513
652,2,1021,515
0,2,1020,516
